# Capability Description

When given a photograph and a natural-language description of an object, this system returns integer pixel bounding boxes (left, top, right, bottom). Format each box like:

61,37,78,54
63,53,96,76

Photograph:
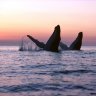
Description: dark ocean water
0,46,96,96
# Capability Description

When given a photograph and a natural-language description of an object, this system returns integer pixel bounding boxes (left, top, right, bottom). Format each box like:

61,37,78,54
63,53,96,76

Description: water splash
19,36,41,51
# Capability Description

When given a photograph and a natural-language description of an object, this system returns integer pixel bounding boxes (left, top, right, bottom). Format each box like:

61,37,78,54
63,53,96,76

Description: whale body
26,25,83,52
60,32,83,50
27,25,61,52
69,32,83,50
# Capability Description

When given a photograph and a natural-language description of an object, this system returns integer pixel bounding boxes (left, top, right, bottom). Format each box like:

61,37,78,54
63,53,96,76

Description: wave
52,69,96,75
0,83,95,93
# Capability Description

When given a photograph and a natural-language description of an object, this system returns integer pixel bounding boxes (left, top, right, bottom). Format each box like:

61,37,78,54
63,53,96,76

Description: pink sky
0,0,96,45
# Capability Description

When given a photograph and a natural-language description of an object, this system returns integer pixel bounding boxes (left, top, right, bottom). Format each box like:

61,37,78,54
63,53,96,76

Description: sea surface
0,46,96,96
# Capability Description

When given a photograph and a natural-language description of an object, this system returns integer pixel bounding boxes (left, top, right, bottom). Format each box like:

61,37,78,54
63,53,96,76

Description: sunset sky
0,0,96,45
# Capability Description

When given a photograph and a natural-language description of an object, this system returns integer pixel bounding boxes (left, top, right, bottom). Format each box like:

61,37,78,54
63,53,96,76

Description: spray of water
19,36,41,51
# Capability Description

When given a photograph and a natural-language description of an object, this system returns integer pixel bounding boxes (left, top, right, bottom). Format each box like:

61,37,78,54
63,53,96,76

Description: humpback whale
69,32,83,50
27,25,61,52
26,25,83,52
59,32,83,50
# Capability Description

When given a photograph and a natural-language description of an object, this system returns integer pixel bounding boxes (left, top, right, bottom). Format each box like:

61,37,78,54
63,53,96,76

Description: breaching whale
69,32,83,50
27,25,61,52
26,25,83,52
59,32,83,50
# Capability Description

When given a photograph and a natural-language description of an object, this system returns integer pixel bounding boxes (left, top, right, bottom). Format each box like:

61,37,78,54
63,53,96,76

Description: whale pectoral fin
59,42,68,50
69,32,83,50
44,25,61,52
27,35,45,48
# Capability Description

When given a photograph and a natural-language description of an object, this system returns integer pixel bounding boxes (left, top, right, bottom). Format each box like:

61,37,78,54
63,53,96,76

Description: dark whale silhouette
27,35,45,49
60,32,83,50
69,32,83,50
27,25,83,52
27,25,61,52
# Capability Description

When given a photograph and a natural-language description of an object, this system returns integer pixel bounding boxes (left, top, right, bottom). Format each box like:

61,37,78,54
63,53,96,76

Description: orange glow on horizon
0,0,96,45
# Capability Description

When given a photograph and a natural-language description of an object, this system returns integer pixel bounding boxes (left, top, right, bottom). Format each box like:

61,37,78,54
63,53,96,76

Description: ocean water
0,46,96,96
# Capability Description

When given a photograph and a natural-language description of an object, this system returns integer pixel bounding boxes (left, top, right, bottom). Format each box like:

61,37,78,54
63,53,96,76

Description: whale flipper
27,35,45,48
59,42,68,50
44,25,61,52
69,32,83,50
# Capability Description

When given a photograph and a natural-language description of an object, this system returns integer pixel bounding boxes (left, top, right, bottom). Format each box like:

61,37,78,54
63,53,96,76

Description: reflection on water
0,46,96,96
